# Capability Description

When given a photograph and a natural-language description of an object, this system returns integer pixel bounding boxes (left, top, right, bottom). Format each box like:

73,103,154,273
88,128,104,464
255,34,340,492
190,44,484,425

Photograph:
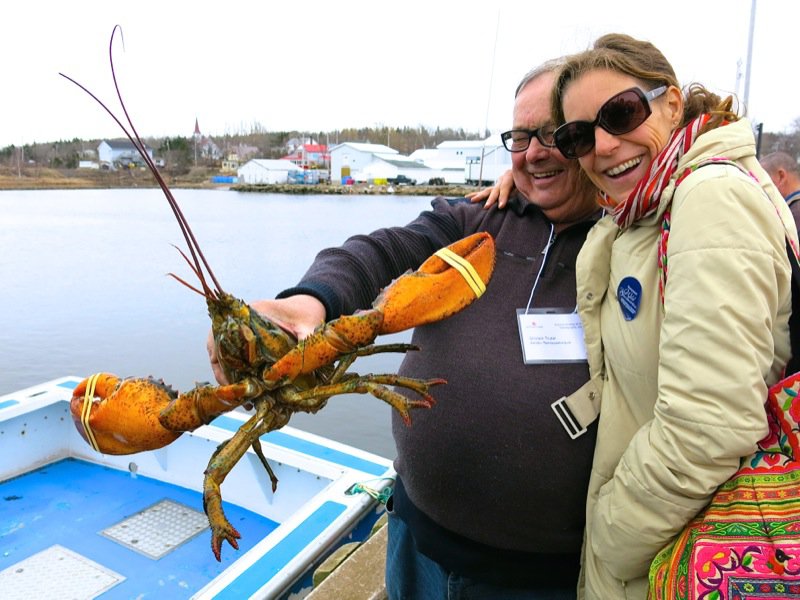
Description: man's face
511,73,595,223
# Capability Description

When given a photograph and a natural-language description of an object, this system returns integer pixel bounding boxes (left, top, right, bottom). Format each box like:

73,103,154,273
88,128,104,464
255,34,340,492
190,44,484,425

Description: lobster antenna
103,26,219,296
59,25,225,299
170,245,208,296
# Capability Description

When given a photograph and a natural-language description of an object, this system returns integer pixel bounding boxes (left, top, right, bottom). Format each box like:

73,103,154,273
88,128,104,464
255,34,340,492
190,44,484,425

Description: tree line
760,118,800,158
0,125,489,174
2,119,798,174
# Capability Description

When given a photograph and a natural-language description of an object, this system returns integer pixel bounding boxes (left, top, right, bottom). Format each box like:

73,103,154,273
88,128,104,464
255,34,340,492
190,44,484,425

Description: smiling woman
550,33,800,599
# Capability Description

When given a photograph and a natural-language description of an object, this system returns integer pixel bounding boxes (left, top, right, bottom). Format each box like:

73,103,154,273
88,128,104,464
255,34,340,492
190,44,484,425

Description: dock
308,513,389,600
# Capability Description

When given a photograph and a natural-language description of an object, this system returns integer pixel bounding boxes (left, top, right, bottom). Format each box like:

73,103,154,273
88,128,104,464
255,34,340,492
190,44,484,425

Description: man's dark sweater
278,195,598,584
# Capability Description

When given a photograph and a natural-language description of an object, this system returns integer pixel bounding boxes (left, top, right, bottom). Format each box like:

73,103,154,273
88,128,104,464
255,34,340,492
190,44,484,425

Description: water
0,188,436,458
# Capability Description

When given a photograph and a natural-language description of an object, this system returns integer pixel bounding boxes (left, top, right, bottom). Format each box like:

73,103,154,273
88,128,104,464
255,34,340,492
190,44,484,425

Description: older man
209,59,600,599
762,151,800,230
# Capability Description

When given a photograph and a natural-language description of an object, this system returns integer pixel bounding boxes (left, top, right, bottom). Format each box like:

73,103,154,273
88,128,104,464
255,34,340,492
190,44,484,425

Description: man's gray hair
761,151,800,175
515,57,566,98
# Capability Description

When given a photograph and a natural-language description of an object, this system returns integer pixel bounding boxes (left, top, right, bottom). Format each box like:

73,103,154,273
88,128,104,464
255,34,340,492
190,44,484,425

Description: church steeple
193,117,201,137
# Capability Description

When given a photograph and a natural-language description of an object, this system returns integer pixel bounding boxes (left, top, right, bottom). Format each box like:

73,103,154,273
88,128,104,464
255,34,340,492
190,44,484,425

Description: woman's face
560,69,681,203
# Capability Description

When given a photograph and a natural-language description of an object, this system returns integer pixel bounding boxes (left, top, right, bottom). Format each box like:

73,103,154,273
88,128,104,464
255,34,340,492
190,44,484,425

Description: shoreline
0,167,480,197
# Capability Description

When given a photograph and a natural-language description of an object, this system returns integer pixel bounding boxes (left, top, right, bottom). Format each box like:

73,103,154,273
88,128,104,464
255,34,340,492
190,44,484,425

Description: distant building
409,146,465,184
232,143,260,161
198,137,222,160
97,140,154,170
193,118,222,161
361,156,432,184
221,154,240,173
330,142,431,184
282,143,330,170
285,136,315,154
459,135,509,185
237,159,301,184
408,136,510,185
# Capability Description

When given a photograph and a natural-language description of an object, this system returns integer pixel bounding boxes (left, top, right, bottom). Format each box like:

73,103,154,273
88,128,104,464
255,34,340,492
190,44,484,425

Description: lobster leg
203,399,289,561
325,343,418,382
251,437,279,493
278,374,444,425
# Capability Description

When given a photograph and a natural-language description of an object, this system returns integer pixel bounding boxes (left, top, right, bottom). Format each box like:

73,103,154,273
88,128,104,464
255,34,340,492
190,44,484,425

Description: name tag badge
617,276,642,321
516,308,588,364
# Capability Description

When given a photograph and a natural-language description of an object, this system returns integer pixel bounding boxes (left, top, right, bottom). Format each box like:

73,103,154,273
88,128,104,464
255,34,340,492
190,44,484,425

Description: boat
0,376,393,599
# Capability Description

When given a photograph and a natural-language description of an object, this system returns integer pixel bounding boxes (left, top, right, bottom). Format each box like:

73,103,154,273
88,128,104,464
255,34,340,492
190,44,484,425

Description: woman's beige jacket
576,119,800,598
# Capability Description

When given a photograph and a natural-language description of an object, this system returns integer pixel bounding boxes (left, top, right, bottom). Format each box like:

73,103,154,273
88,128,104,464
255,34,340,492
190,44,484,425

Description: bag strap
787,241,800,375
660,157,800,304
662,157,800,455
662,158,800,370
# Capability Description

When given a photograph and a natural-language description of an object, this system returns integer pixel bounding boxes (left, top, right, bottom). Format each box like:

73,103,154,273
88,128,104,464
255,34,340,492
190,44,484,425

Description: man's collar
786,189,800,206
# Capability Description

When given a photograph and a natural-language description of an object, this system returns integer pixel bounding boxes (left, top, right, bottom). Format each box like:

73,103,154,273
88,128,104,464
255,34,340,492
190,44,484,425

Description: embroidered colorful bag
649,159,800,598
648,373,800,598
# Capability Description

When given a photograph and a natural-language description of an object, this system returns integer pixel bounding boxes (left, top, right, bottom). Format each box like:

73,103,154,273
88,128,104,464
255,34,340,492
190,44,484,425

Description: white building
440,136,510,185
328,136,510,186
408,135,511,184
330,142,395,183
237,159,302,184
330,142,435,184
409,146,467,184
97,140,154,170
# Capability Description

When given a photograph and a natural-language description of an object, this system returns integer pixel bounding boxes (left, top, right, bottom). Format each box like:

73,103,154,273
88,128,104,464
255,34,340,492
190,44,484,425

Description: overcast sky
2,0,795,149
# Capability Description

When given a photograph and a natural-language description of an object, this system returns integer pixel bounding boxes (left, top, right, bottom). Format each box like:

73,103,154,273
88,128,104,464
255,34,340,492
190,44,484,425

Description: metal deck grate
0,544,124,599
100,498,209,559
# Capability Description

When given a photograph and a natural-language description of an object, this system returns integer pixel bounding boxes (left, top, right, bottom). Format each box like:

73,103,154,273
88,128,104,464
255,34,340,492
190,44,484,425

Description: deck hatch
100,498,208,559
0,544,124,599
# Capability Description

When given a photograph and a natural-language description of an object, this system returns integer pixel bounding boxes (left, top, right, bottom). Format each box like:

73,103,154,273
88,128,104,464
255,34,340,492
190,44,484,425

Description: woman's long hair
551,33,737,135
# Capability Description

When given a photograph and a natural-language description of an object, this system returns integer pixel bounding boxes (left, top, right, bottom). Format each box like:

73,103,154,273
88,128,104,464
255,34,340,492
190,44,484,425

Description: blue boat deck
0,377,394,599
1,458,276,598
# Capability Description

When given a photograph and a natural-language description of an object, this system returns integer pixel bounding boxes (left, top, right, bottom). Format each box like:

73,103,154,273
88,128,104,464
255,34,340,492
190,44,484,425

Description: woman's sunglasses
553,85,668,159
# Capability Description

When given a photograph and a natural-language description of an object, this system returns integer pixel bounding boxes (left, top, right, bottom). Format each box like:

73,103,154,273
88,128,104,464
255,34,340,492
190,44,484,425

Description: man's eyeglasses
553,86,668,159
500,125,557,153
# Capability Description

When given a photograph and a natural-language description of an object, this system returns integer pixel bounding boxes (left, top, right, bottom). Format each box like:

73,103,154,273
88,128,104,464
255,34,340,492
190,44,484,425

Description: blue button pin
618,277,642,321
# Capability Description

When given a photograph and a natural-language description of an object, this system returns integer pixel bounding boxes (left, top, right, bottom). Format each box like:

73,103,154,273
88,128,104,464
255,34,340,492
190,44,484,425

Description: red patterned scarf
600,114,712,229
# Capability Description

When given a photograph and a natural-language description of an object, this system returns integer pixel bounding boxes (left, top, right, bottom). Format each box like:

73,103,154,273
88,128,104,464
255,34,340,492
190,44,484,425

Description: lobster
61,26,496,561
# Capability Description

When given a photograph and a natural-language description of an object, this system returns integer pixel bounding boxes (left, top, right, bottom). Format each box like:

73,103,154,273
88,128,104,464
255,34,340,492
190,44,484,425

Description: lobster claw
70,373,182,455
262,232,495,386
376,231,495,333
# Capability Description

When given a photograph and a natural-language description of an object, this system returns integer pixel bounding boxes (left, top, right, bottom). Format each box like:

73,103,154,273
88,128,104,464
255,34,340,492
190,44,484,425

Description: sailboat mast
743,0,757,111
477,10,500,187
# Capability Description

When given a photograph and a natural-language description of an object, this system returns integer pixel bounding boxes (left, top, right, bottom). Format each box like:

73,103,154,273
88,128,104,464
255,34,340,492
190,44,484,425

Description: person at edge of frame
761,150,800,231
207,58,602,599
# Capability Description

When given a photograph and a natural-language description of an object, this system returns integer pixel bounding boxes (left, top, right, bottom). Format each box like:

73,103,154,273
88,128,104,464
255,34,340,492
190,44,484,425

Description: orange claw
70,373,181,455
262,232,495,386
377,231,495,333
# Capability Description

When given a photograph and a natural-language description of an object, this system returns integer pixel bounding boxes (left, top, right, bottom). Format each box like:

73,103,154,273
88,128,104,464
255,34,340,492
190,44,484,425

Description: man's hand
207,294,327,385
465,169,516,209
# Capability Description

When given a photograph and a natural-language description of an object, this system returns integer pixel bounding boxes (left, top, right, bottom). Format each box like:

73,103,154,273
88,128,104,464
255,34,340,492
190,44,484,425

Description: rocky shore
230,182,477,196
0,166,478,197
